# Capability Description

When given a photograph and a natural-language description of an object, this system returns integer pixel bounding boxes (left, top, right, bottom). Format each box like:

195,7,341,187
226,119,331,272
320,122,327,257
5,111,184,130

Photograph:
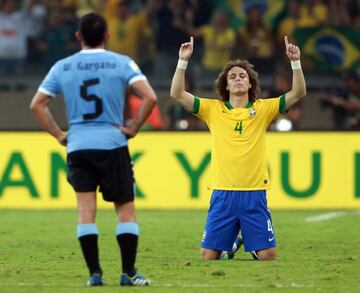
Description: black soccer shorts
67,146,135,202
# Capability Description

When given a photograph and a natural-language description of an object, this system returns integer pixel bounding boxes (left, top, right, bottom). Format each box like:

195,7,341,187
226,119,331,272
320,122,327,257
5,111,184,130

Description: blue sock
116,222,139,236
77,223,98,238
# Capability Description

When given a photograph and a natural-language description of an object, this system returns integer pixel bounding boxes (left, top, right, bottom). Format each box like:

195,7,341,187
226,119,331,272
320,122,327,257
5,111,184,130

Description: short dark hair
215,60,261,102
78,13,107,47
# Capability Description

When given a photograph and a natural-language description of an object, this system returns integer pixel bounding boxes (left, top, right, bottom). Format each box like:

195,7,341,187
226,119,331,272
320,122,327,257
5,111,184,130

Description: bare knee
78,210,96,223
77,192,97,223
200,249,220,260
119,210,136,222
256,248,276,261
115,201,136,222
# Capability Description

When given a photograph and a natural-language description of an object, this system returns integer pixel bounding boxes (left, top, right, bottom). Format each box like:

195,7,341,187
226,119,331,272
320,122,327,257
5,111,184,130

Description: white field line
305,210,360,222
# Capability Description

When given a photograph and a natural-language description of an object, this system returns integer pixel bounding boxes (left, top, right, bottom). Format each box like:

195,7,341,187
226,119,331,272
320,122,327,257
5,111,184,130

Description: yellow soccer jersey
193,95,287,190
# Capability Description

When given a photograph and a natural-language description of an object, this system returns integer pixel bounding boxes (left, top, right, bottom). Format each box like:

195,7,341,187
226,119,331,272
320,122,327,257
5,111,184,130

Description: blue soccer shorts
201,190,276,252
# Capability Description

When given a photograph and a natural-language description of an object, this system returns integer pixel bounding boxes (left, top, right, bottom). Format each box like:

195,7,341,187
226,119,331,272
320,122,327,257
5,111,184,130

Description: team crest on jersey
249,107,256,117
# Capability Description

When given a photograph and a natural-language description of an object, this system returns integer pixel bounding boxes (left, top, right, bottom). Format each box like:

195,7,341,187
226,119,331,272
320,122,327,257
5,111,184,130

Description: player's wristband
177,59,188,70
291,60,301,70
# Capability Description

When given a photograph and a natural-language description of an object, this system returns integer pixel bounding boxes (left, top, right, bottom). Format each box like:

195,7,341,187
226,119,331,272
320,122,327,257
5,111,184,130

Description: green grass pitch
0,209,359,292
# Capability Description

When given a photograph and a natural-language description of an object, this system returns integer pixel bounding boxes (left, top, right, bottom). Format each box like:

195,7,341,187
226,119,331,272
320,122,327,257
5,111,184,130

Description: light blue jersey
38,49,146,153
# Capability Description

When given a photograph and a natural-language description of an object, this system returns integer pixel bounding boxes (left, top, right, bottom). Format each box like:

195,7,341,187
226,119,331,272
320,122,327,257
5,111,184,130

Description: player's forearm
290,67,307,101
171,38,194,111
31,106,63,139
170,67,186,100
284,37,306,106
130,96,156,132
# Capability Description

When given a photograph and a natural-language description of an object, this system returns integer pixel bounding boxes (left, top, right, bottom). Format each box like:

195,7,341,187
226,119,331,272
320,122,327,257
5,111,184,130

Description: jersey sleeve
123,57,147,85
38,63,62,97
261,95,287,125
192,97,214,125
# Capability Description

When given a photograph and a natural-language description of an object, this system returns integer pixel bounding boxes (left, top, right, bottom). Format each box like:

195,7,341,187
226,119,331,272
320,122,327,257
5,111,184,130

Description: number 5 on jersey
80,78,103,120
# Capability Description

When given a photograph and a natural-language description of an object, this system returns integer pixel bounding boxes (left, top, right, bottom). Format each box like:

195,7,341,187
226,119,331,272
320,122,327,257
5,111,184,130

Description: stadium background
0,0,360,210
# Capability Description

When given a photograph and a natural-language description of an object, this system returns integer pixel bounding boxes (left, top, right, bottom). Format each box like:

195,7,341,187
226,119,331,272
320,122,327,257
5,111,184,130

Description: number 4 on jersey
234,122,243,134
267,219,274,234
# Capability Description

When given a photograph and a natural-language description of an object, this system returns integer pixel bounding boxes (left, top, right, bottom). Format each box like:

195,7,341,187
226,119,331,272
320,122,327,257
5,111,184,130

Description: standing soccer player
30,13,156,286
170,36,306,260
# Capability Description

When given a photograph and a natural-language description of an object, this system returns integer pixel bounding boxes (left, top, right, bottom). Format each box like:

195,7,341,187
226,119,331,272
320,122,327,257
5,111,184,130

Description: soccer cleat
250,250,260,260
120,272,150,286
86,273,104,286
219,236,243,260
227,236,243,259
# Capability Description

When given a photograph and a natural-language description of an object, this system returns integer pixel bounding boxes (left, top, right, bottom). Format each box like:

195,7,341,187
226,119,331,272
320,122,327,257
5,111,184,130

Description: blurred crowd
1,0,360,131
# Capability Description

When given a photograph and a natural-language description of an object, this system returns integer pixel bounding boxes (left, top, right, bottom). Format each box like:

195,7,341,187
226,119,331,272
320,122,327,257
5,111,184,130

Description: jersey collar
225,100,253,110
80,49,106,54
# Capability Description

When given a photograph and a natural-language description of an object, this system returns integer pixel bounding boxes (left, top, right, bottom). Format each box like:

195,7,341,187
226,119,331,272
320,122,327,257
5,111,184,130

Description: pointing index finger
190,36,194,46
284,35,289,47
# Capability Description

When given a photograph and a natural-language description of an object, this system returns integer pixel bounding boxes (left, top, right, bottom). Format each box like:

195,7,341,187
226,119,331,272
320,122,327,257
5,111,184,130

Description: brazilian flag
294,26,360,72
215,0,286,30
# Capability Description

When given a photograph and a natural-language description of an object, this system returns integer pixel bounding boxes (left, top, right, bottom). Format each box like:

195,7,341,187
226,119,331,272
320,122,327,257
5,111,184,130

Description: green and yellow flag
215,0,286,30
294,26,360,72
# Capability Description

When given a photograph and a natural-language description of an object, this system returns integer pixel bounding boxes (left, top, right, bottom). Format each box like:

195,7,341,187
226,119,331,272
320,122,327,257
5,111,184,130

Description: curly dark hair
215,60,261,102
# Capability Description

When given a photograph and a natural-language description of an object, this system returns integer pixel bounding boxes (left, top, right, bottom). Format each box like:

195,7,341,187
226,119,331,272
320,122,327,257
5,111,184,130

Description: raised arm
284,36,307,109
170,36,195,112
